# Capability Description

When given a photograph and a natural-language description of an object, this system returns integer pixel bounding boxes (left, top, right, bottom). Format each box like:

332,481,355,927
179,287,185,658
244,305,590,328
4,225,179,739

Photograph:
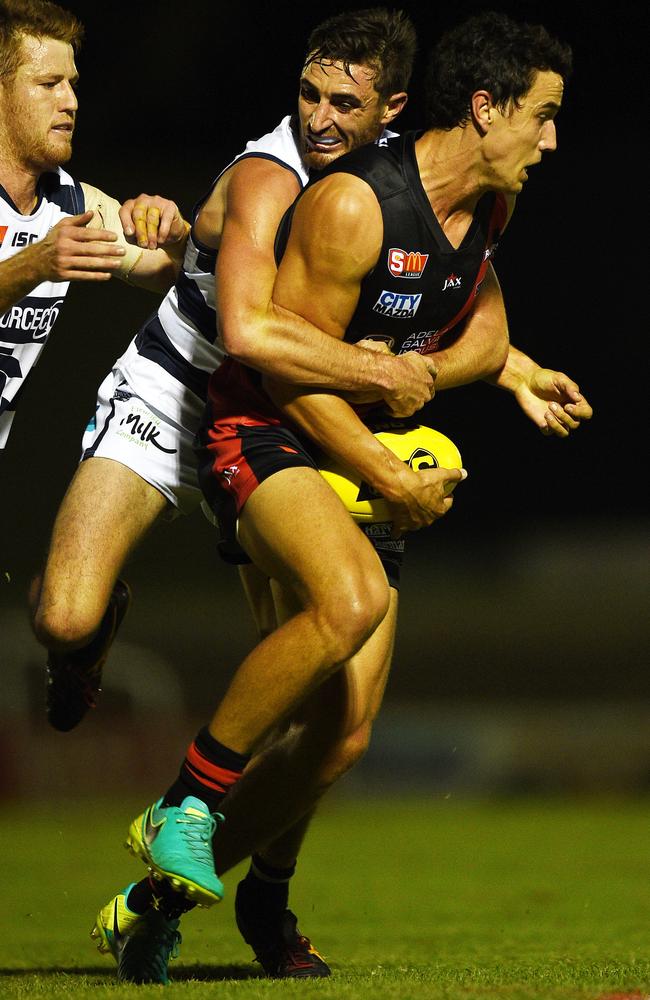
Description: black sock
126,876,196,920
250,854,297,883
238,854,297,916
163,726,250,814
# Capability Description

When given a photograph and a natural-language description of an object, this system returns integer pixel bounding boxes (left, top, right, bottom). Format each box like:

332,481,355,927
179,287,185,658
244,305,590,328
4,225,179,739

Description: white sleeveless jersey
0,169,83,448
113,117,398,433
113,116,309,433
0,172,142,449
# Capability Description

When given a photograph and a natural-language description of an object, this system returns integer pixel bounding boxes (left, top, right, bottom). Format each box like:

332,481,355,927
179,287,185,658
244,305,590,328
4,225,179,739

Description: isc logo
11,232,38,248
388,247,429,278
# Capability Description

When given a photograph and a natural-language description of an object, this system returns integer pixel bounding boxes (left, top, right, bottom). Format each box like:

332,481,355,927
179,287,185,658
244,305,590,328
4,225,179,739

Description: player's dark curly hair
305,7,417,99
0,0,83,79
425,10,572,129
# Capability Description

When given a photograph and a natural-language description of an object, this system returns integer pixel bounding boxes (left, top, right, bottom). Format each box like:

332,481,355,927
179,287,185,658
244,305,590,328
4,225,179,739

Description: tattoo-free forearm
434,263,509,390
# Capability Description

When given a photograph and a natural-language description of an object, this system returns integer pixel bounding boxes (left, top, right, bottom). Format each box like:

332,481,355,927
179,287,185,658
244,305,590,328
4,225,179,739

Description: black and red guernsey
274,130,507,357
198,131,509,546
203,130,508,429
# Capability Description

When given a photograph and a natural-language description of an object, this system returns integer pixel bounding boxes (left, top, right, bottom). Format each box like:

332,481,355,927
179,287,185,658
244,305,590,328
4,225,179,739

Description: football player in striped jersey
0,0,190,451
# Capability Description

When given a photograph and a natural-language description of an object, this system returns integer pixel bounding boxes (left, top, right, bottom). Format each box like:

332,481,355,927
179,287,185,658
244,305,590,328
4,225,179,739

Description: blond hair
0,0,83,79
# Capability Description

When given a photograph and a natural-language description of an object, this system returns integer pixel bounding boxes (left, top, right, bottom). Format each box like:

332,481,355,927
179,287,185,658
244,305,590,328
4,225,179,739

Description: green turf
0,797,649,999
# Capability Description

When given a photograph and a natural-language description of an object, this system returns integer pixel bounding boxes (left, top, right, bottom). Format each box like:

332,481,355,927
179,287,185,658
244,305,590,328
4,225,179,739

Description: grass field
0,796,649,999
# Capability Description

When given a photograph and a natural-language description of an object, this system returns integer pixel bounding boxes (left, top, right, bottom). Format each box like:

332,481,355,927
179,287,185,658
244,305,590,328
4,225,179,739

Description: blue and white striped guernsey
0,168,84,448
112,116,310,435
0,171,143,450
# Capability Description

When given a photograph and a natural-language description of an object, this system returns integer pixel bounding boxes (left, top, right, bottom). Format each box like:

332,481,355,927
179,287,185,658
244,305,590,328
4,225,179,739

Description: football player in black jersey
108,7,592,981
53,7,591,984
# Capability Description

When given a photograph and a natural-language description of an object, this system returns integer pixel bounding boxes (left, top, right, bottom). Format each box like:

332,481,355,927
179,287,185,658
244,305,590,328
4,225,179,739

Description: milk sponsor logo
387,248,429,279
118,407,176,453
372,290,422,319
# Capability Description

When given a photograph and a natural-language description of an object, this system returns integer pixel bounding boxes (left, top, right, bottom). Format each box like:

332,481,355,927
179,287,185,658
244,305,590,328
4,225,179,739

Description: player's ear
471,90,494,135
381,91,408,125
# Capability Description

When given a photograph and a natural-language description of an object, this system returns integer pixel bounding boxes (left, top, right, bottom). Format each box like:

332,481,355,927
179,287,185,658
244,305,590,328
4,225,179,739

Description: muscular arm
431,196,511,389
270,221,511,513
433,263,509,388
214,158,436,415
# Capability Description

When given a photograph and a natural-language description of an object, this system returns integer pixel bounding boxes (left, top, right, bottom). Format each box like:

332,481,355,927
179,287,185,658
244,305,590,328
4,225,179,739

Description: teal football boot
126,796,224,907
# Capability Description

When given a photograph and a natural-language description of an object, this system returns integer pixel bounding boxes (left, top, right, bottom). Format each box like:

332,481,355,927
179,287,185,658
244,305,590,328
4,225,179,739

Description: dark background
1,0,647,733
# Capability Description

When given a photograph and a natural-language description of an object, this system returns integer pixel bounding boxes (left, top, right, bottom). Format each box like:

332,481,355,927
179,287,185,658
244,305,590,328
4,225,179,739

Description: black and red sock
163,725,250,814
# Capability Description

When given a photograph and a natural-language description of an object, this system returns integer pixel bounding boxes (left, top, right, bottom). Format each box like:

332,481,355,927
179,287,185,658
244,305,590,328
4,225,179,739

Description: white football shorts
80,367,203,517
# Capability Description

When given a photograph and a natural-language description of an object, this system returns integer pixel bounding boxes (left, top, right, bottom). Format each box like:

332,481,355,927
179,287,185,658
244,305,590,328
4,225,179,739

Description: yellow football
319,424,463,523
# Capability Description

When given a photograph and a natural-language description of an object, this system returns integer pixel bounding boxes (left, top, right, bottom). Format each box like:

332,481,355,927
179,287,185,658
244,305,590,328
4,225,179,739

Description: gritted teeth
308,135,340,146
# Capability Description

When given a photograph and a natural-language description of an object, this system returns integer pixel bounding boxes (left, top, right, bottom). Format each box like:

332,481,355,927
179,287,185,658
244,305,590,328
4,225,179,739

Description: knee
32,599,102,652
318,573,389,664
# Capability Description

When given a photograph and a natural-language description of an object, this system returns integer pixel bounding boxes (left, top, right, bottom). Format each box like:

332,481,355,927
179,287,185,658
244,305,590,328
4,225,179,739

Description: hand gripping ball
319,424,462,522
